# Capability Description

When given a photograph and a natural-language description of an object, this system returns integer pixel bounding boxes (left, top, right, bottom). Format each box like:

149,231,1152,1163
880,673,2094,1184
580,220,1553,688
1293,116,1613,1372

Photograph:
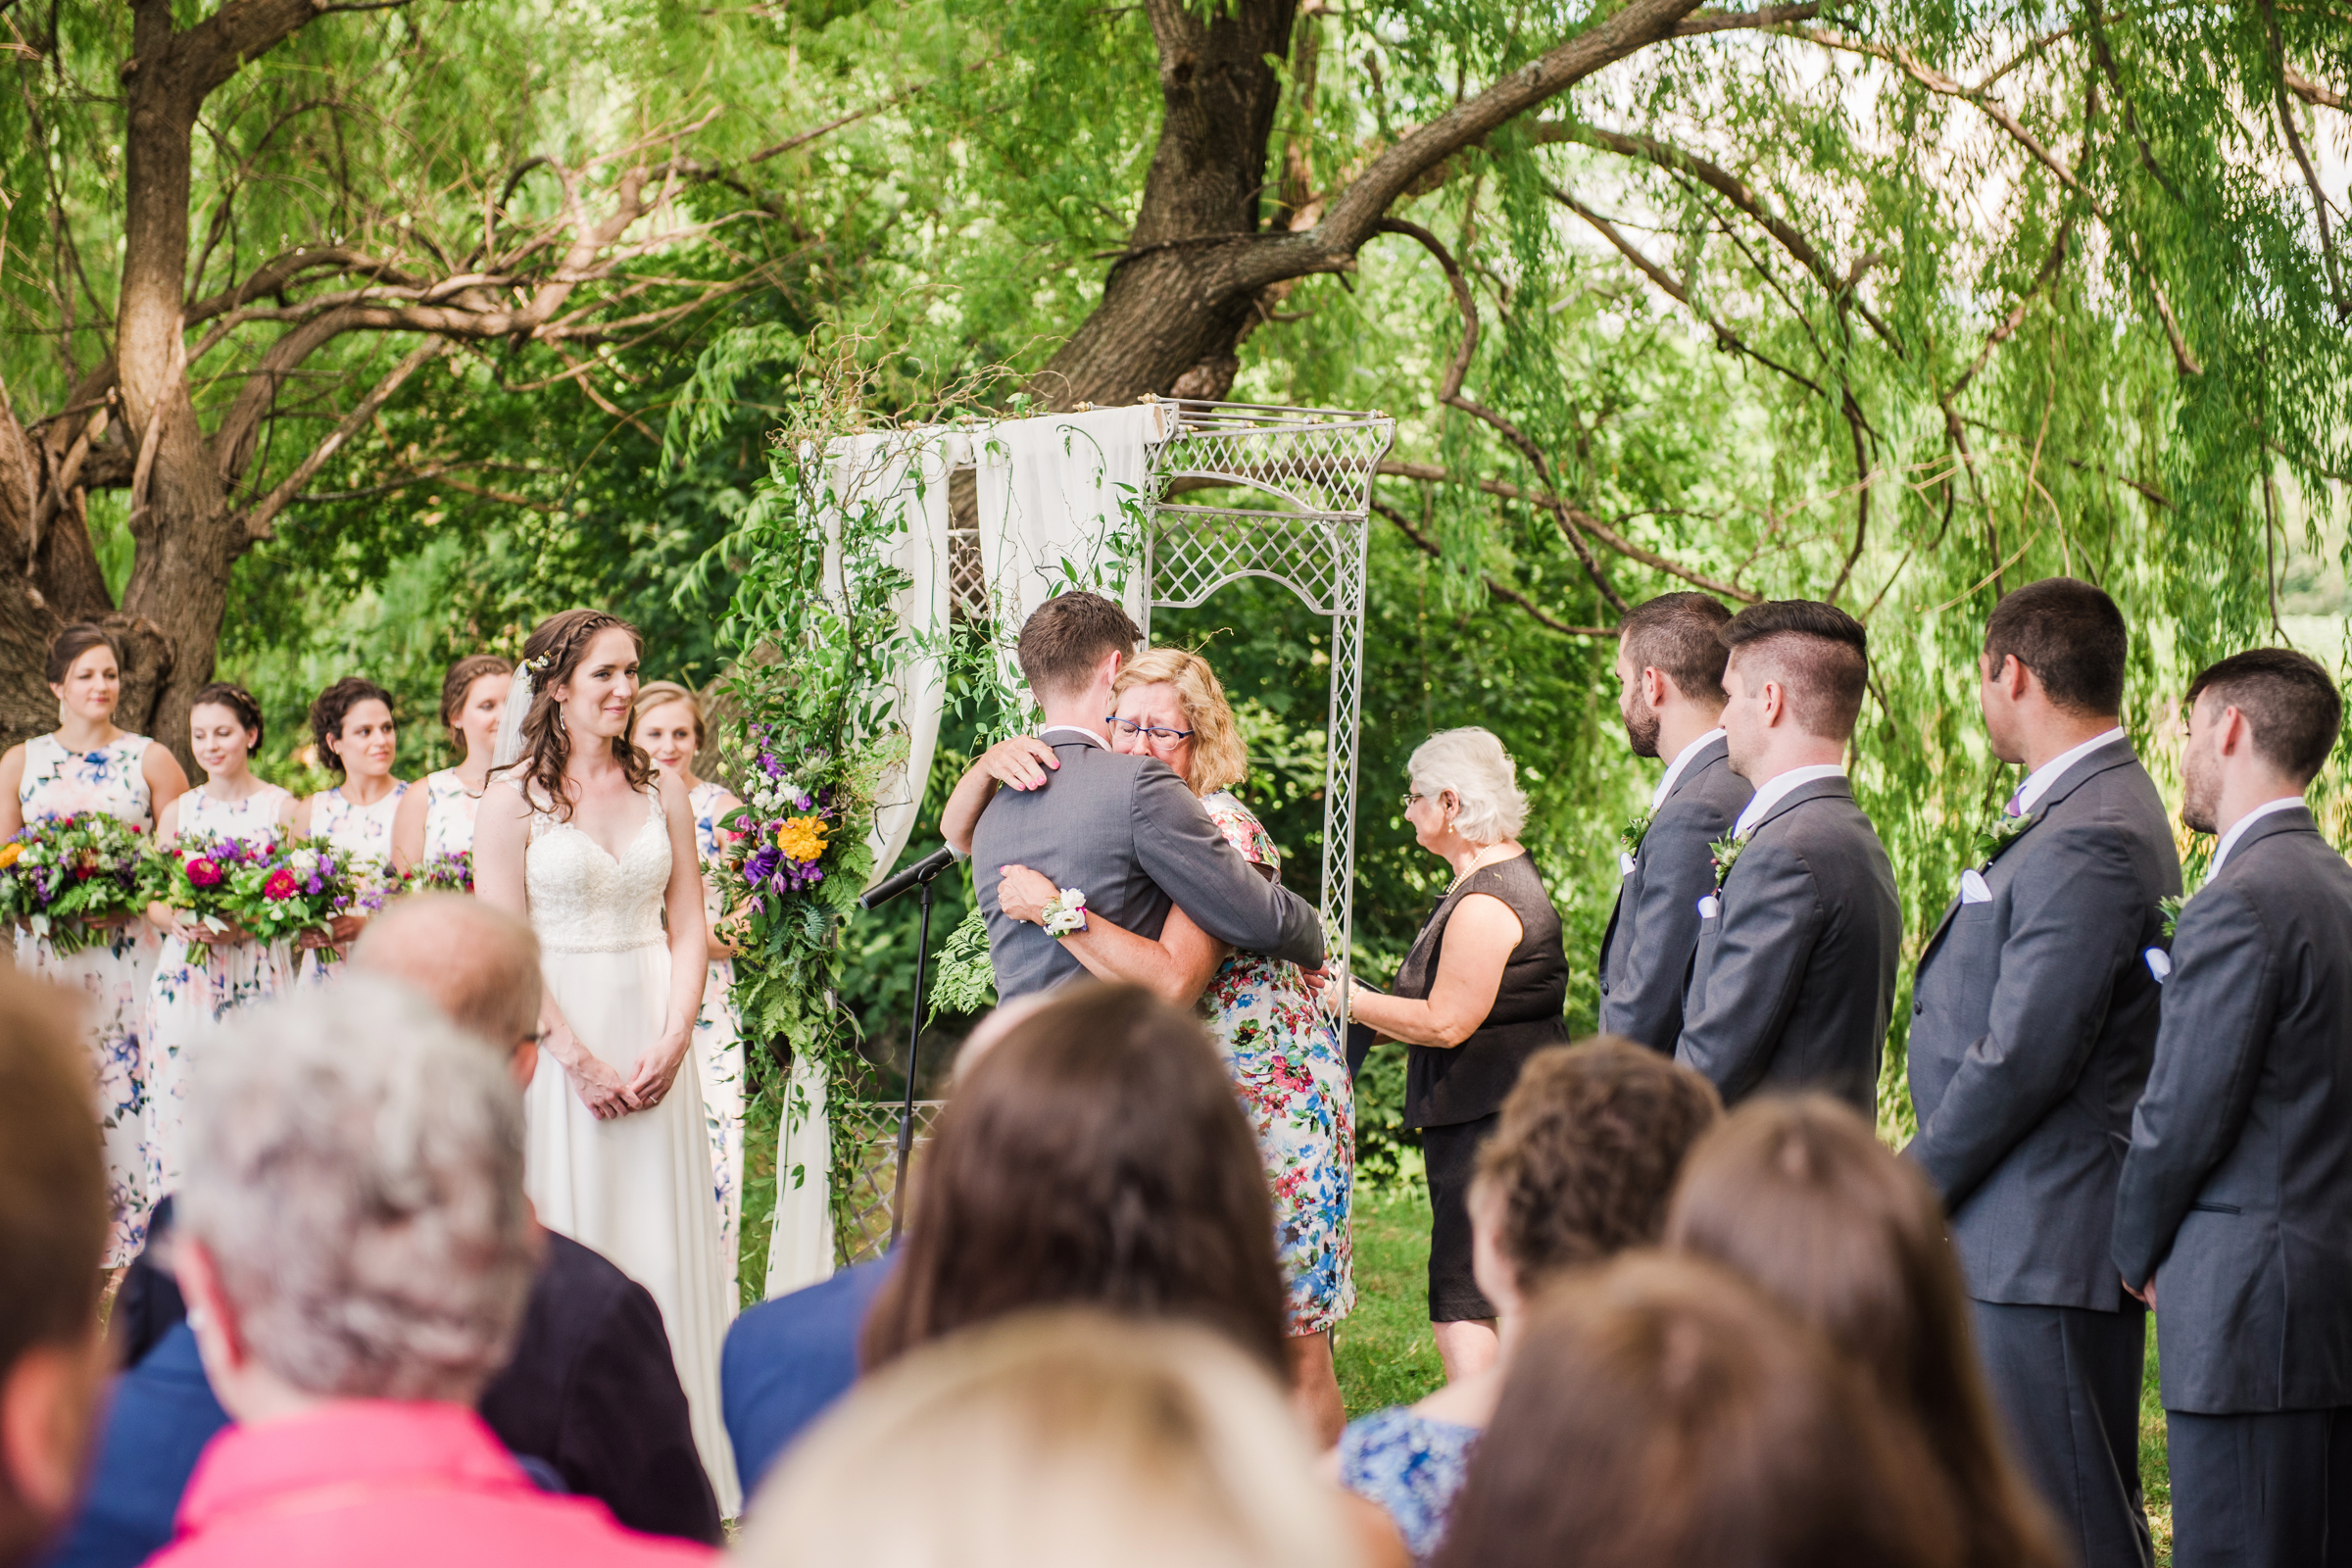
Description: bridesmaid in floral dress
946,646,1355,1444
0,623,189,1265
631,680,745,1302
391,654,513,877
141,682,295,1201
291,677,407,977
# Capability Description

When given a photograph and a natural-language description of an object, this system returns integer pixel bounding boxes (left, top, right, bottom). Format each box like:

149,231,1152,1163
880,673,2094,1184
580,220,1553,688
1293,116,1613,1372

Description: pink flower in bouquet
184,856,223,889
264,868,298,901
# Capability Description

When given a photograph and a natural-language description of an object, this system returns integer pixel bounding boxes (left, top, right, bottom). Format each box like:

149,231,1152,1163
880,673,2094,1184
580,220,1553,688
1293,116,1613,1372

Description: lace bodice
20,733,154,826
523,786,670,953
179,782,290,847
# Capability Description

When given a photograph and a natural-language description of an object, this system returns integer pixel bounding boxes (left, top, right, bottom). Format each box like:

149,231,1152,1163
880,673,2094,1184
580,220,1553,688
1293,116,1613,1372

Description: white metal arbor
1137,399,1396,969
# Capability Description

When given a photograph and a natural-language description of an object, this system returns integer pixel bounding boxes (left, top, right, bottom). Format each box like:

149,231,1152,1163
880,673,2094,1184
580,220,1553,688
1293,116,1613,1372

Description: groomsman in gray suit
2114,649,2352,1568
1673,600,1899,1110
1906,578,2179,1568
966,592,1324,1000
1599,592,1752,1053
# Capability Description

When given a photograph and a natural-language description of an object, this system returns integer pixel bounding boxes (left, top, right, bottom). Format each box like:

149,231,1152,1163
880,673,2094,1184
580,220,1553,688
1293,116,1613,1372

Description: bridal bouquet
223,837,397,959
144,831,277,967
404,849,474,895
0,811,151,955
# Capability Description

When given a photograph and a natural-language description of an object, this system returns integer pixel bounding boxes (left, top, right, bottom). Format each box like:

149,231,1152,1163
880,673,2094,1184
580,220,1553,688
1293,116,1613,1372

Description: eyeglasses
1400,790,1450,810
1105,716,1195,742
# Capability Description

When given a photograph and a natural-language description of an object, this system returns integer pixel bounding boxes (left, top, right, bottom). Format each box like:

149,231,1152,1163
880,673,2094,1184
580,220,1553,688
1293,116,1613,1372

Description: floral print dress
142,782,294,1202
16,732,163,1264
298,782,405,983
419,768,481,861
1200,790,1356,1335
689,779,745,1302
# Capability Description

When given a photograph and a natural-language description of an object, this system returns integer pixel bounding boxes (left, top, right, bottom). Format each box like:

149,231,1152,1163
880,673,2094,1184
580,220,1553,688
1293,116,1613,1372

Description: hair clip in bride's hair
519,653,554,675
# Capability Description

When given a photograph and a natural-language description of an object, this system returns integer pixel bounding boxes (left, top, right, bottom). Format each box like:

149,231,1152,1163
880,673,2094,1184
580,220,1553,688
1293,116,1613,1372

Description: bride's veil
492,659,537,772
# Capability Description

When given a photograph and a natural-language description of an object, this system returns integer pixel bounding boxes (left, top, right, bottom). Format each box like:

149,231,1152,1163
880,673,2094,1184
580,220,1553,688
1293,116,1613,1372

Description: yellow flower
0,841,18,868
776,815,830,864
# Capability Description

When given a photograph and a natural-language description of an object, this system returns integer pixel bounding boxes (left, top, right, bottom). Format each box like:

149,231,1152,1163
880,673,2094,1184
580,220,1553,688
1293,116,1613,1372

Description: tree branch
240,336,446,540
1371,499,1616,636
2285,65,2346,110
1949,220,2070,400
2263,0,2350,318
1674,3,1818,35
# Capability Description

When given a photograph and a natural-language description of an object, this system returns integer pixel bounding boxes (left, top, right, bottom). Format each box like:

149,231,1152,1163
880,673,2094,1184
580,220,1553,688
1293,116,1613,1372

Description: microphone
859,845,959,909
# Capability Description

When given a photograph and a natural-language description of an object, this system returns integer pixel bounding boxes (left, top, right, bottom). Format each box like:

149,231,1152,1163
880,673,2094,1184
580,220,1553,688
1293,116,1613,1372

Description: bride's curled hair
499,609,656,819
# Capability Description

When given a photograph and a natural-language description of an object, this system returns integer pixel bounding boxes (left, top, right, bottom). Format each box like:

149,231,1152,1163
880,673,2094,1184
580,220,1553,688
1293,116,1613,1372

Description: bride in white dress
473,609,741,1517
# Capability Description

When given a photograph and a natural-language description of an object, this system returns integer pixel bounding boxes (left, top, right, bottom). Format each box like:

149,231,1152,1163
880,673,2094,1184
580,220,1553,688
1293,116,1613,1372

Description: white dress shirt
1652,728,1728,810
1038,723,1108,750
2012,726,2128,815
2210,794,2307,875
1734,763,1847,839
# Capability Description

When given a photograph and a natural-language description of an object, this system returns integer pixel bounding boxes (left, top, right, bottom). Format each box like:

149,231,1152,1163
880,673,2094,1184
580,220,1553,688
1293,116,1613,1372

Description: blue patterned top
1335,1405,1481,1562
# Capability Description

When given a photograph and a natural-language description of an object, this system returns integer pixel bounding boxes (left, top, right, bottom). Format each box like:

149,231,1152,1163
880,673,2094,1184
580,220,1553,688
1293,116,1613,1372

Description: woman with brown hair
0,622,188,1266
862,981,1288,1381
474,608,739,1515
939,647,1352,1440
390,652,513,874
1435,1252,1963,1568
1664,1095,2068,1568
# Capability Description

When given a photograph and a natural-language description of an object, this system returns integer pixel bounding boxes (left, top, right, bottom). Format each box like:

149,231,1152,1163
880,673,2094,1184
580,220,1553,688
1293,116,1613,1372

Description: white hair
178,978,536,1402
1408,725,1530,845
739,1309,1356,1568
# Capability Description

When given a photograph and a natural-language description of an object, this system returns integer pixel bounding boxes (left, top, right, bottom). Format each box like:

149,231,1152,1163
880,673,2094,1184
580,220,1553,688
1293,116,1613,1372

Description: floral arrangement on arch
0,812,150,955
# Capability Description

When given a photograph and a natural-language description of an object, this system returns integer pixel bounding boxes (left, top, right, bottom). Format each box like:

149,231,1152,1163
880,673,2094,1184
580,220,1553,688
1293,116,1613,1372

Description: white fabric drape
763,1051,835,1298
972,404,1164,645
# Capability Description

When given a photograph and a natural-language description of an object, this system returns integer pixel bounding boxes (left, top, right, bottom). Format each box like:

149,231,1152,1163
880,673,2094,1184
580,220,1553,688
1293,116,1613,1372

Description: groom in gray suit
968,592,1324,1000
1906,577,2179,1568
1598,592,1752,1053
1673,600,1899,1110
2114,649,2352,1568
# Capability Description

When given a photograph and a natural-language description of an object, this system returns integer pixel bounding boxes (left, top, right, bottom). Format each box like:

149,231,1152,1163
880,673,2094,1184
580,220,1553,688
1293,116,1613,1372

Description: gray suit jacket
1599,737,1752,1053
2113,807,2352,1413
969,739,1324,1000
1906,737,2180,1311
1674,777,1900,1110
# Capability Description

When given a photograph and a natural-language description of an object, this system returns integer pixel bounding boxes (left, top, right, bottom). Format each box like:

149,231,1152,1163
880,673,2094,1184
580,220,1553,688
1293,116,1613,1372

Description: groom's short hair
1983,577,2128,716
1620,593,1734,707
1016,592,1140,701
1722,600,1869,742
2188,648,2342,784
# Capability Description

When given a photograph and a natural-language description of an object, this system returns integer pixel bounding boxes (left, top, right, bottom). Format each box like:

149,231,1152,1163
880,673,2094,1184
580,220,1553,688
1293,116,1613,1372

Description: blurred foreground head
861,982,1285,1376
176,980,539,1414
0,972,105,1568
1666,1095,2067,1568
351,893,543,1082
1435,1252,1962,1568
743,1310,1353,1568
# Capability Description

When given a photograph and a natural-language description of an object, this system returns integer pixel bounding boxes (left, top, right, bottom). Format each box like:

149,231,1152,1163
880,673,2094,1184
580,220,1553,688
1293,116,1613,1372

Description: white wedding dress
519,785,742,1517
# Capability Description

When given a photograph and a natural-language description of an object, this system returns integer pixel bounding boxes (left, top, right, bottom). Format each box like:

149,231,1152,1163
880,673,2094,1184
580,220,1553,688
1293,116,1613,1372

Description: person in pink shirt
152,978,712,1568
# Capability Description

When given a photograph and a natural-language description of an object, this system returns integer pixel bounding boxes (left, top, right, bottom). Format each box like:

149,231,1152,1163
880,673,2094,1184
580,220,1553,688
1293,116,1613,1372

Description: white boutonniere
1974,811,2035,866
1707,830,1749,894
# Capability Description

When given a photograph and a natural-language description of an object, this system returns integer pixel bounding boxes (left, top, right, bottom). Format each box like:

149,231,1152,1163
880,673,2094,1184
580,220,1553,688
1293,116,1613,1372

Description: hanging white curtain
972,404,1165,650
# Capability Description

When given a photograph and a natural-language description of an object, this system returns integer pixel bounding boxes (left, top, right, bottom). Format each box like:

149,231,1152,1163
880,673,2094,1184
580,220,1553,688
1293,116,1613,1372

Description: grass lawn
1335,1183,2177,1563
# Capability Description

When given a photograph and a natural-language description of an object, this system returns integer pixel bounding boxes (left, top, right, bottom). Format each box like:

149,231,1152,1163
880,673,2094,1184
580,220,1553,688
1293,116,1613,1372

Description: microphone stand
858,845,957,1246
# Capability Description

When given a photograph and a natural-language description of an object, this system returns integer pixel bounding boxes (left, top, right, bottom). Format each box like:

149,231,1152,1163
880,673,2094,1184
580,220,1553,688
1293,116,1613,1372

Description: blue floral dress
1336,1406,1482,1561
142,783,294,1202
689,780,745,1301
15,732,163,1264
1200,790,1355,1335
419,768,482,861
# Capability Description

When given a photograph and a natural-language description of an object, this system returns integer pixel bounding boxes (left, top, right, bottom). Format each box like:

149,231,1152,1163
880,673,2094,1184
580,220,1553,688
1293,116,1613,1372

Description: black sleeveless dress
1391,851,1570,1320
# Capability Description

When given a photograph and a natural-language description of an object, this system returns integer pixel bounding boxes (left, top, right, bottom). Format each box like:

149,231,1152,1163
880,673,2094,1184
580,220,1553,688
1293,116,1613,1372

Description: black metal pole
887,878,933,1247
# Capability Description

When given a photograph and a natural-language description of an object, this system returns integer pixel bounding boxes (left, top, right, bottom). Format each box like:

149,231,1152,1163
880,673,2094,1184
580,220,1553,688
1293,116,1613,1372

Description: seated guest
1666,1096,2067,1568
1434,1253,1961,1568
1334,1038,1721,1562
737,1310,1358,1568
48,899,721,1567
148,981,710,1567
0,970,109,1568
721,997,1050,1494
859,983,1288,1379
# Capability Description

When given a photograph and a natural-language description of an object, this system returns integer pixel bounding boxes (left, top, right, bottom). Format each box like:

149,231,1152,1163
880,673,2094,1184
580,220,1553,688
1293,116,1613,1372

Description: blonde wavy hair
1111,647,1247,796
630,680,707,748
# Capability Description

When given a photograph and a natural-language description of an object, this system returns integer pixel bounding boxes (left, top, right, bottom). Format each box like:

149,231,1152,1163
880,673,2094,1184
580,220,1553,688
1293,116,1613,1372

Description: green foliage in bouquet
142,831,278,969
0,813,152,956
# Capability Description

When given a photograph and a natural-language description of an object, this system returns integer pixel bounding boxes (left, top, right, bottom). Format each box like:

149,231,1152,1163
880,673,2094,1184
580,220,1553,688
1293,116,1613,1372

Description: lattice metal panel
947,527,989,623
832,1100,945,1267
1140,399,1394,983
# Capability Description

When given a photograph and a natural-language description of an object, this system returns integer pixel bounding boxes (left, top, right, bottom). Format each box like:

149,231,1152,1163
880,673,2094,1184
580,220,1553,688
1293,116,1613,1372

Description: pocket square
1697,895,1720,920
1958,869,1993,905
1618,852,1637,879
2145,947,2172,984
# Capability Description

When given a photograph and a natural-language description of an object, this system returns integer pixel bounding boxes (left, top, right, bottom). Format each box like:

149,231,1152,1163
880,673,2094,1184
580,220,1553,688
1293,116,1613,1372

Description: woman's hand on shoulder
979,735,1060,792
